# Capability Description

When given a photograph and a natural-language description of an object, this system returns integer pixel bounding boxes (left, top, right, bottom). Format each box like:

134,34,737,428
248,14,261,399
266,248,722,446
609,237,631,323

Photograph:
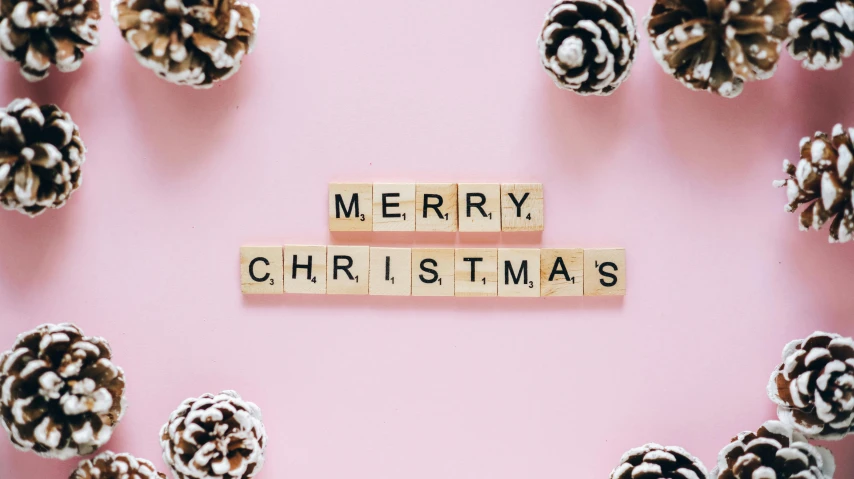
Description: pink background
2,0,854,477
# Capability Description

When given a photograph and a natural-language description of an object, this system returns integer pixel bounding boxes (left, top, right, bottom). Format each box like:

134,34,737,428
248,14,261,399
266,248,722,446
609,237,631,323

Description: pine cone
645,0,790,97
111,0,260,89
70,451,166,479
160,390,267,479
0,0,100,81
538,0,638,95
788,0,854,70
0,323,126,459
711,420,836,479
773,124,854,243
0,98,86,218
767,331,854,440
610,443,709,479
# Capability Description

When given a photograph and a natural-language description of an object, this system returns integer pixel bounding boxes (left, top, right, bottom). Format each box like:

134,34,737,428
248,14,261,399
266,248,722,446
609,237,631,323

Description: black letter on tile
249,257,270,283
292,255,313,280
463,257,483,282
504,261,528,285
333,255,354,281
423,194,444,218
419,259,439,283
466,193,487,218
598,261,618,287
335,194,359,219
548,258,570,282
382,193,401,218
507,192,530,217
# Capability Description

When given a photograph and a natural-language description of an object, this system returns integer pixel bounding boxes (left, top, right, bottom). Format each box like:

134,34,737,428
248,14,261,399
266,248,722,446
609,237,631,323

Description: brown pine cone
645,0,790,97
788,0,854,70
711,420,835,479
111,0,260,89
773,125,854,243
610,443,709,479
0,98,86,218
70,451,166,479
0,323,126,459
537,0,639,95
160,390,267,479
767,331,854,440
0,0,100,81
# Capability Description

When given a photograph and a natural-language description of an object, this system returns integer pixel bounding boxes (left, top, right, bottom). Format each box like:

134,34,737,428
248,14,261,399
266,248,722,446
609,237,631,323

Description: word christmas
240,246,626,297
329,183,544,232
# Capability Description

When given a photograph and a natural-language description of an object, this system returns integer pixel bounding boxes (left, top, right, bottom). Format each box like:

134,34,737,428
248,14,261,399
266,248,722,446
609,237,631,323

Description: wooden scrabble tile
411,248,455,297
498,249,541,297
540,248,584,297
369,248,412,295
327,246,369,295
583,248,626,296
329,183,372,232
283,245,327,294
457,184,501,232
240,246,284,294
454,248,498,297
501,183,544,232
373,183,416,231
415,184,458,232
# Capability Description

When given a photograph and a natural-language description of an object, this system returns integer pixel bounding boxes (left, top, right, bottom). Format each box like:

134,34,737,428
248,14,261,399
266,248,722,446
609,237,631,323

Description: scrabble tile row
241,246,625,297
329,183,544,232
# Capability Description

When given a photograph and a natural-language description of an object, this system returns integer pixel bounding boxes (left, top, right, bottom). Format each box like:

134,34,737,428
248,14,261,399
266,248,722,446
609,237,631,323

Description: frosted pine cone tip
788,0,854,70
161,390,267,479
711,420,835,479
112,0,260,89
645,0,790,97
768,331,854,440
776,125,854,243
538,0,638,96
0,0,100,81
70,451,167,479
610,443,708,479
0,323,126,459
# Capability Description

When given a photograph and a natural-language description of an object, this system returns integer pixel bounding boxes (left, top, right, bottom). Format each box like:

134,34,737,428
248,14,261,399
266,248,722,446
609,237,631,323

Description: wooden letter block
584,248,626,296
501,183,544,232
240,246,284,294
415,184,458,232
369,248,412,295
329,183,372,232
540,248,583,297
283,245,327,294
373,183,416,231
327,246,369,295
411,248,455,297
457,184,501,232
498,249,541,297
454,248,498,297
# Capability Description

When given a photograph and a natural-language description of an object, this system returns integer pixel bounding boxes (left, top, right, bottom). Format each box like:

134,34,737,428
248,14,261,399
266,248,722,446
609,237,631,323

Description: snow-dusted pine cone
0,98,86,217
111,0,260,88
70,451,166,479
0,323,126,459
538,0,638,95
0,0,100,81
645,0,790,97
610,443,709,479
160,390,267,479
711,420,835,479
788,0,854,70
767,331,854,440
774,124,854,243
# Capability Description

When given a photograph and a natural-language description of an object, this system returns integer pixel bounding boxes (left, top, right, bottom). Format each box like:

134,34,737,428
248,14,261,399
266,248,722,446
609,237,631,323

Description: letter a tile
540,248,583,297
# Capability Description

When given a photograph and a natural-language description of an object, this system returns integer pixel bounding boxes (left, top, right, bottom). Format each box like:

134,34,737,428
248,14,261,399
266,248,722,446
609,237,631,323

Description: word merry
240,246,625,297
329,183,544,232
